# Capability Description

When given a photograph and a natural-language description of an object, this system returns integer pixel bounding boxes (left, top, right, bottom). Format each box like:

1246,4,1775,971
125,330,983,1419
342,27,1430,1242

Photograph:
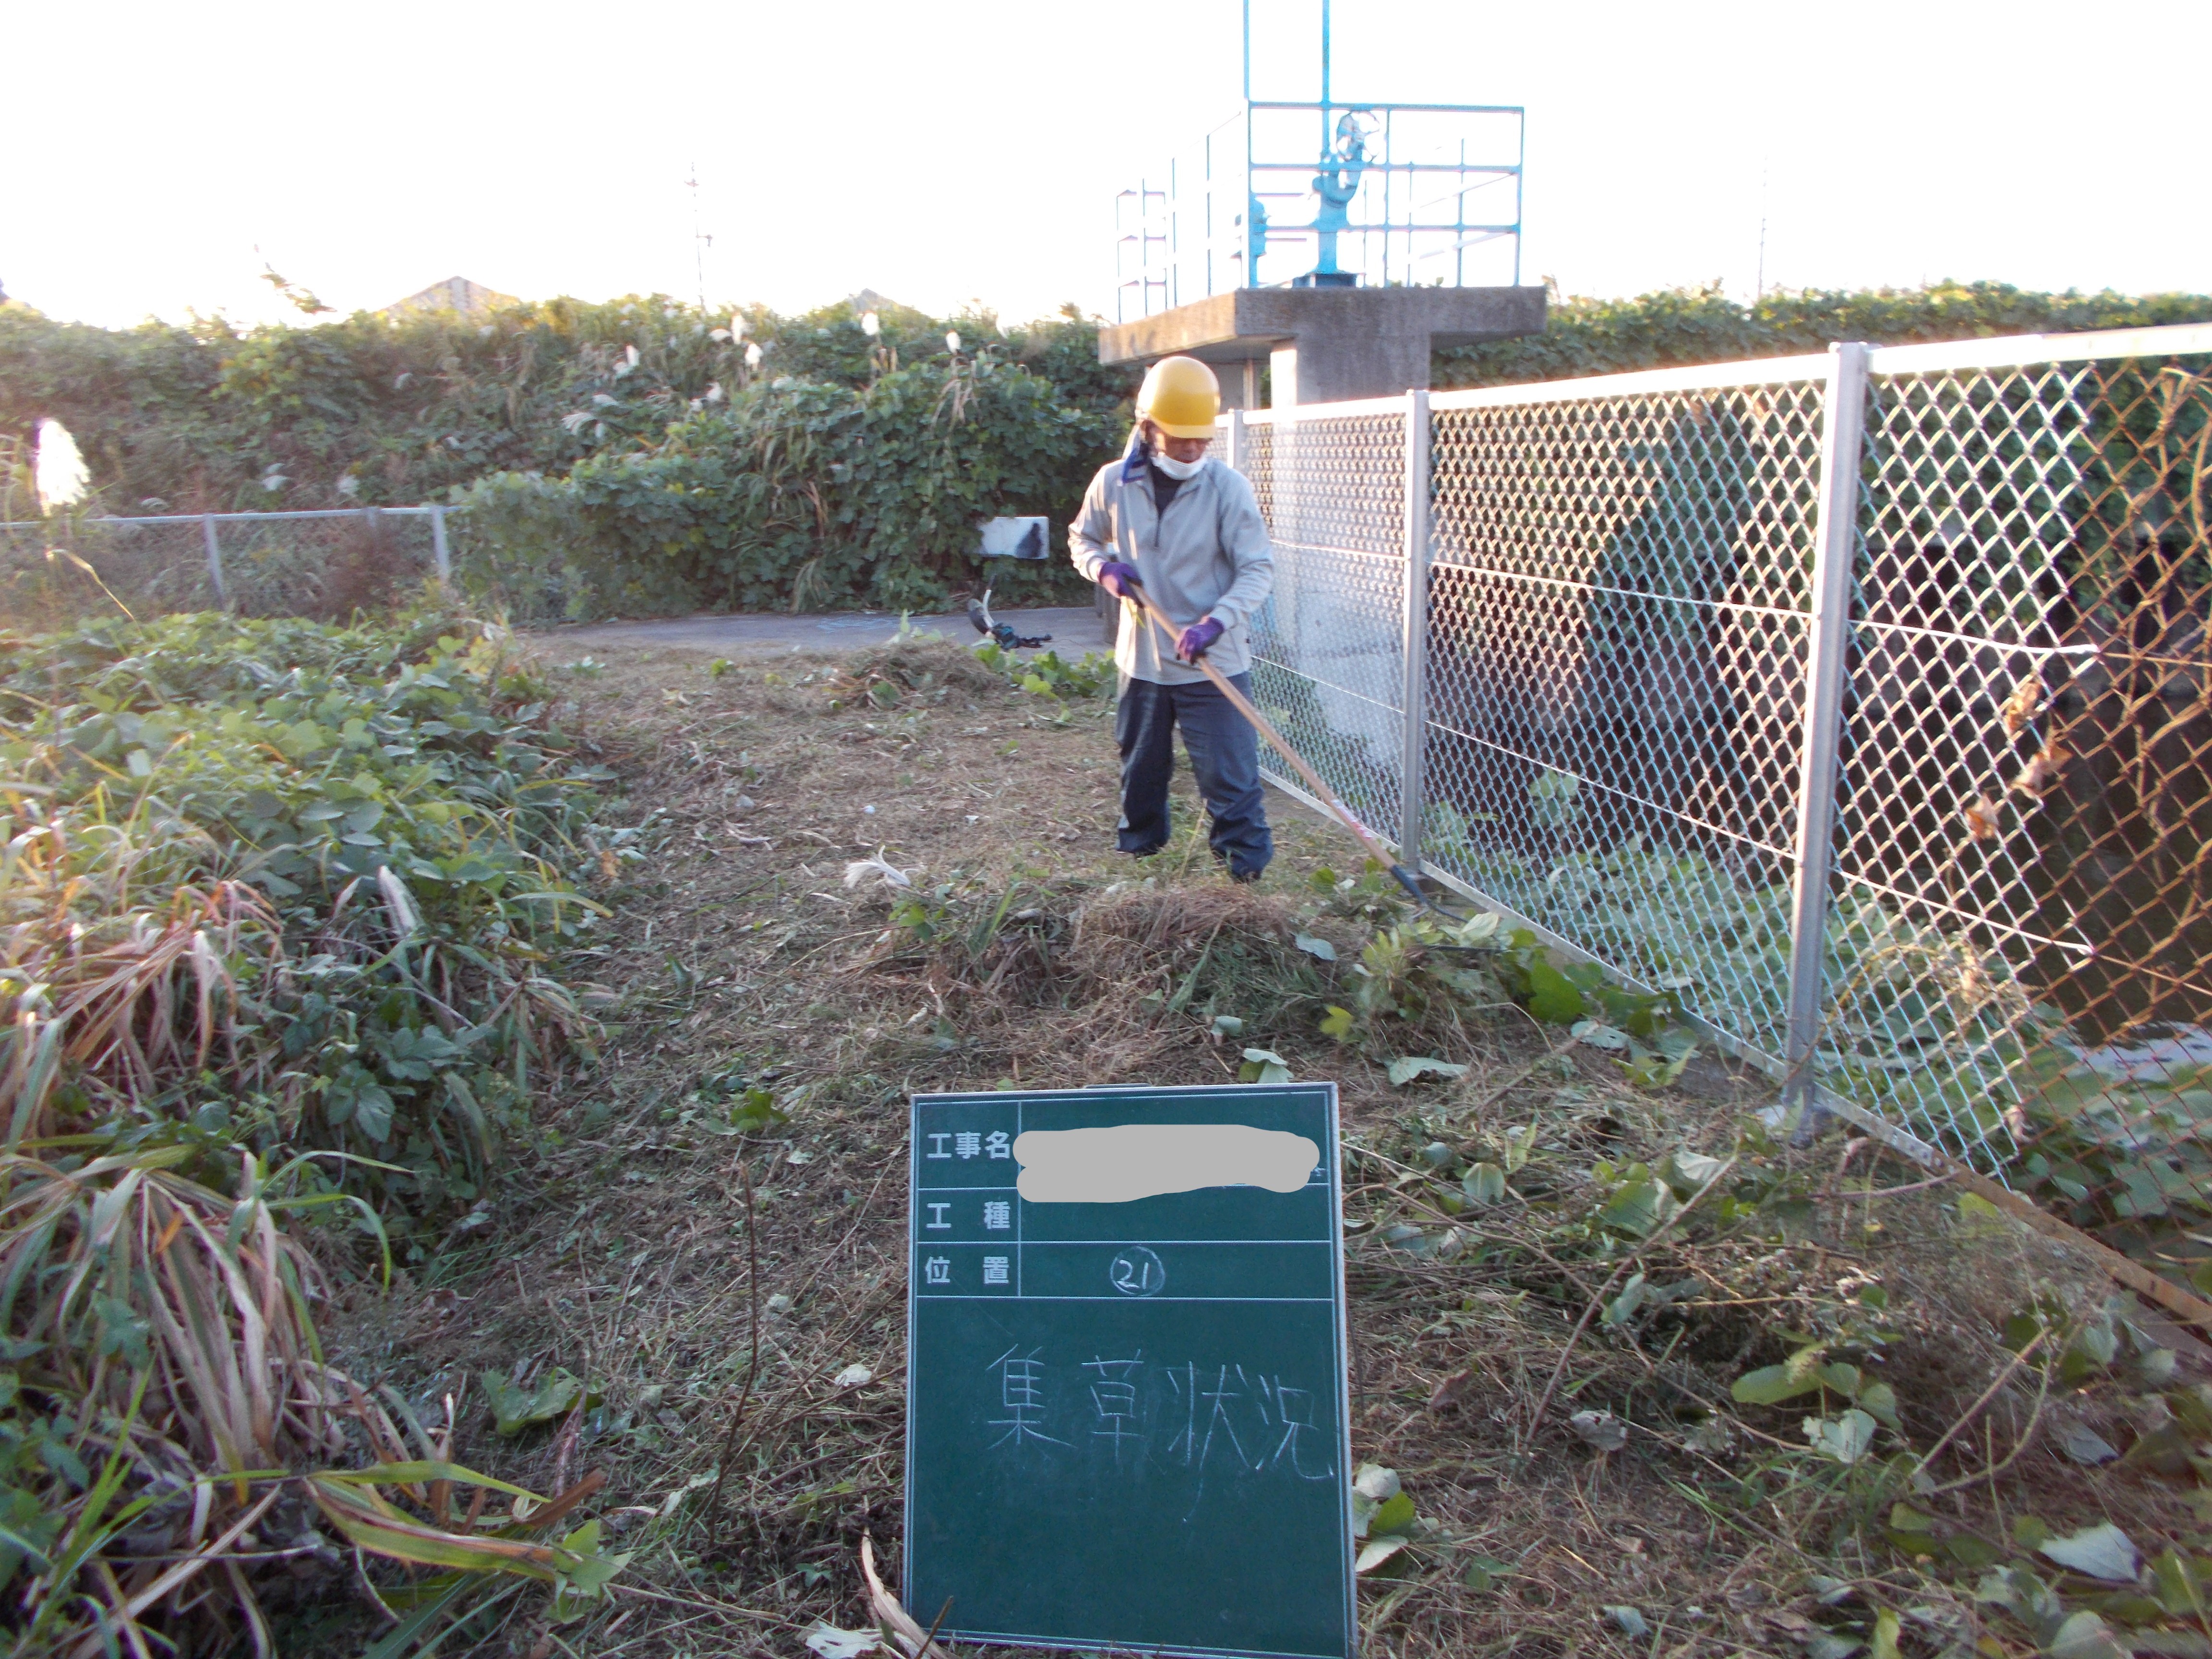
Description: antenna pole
1320,0,1331,106
1242,0,1250,101
1755,152,1769,300
688,159,708,313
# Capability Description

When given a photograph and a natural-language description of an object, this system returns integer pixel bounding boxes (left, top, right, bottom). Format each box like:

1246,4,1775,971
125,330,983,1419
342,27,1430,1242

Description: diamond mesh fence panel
1422,378,1831,1067
1826,345,2212,1283
0,510,443,627
1203,334,2212,1296
1235,408,1411,842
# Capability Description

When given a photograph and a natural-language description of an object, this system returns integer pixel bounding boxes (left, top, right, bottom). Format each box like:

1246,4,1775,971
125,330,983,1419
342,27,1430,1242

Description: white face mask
1151,449,1208,481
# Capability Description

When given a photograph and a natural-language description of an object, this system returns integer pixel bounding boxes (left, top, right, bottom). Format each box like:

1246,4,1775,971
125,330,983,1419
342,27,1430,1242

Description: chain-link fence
1229,321,2212,1294
0,507,453,627
1234,400,1412,854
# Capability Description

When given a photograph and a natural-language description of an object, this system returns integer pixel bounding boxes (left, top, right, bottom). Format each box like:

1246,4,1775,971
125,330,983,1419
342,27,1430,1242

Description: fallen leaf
1605,1606,1649,1637
1238,1047,1292,1084
2011,737,2067,798
2046,1611,2129,1659
1356,1536,1409,1574
2057,1423,2118,1465
1570,1409,1627,1452
805,1624,882,1659
1999,674,2044,735
1353,1464,1401,1502
1464,1553,1512,1592
1294,933,1337,962
1963,794,2001,842
1387,1055,1467,1085
2038,1522,2140,1583
832,1364,873,1389
842,850,919,890
1428,1367,1476,1411
1803,1409,1878,1465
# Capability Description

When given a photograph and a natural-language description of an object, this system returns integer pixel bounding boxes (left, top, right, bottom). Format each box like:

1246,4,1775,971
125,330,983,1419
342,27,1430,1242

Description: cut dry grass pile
316,633,2211,1659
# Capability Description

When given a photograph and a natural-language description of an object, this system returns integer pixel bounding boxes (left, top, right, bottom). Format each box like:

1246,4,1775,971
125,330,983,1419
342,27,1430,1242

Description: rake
1117,577,1451,918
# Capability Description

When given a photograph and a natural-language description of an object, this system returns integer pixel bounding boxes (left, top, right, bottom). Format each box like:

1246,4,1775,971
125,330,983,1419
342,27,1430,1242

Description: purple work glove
1177,616,1226,663
1095,560,1142,600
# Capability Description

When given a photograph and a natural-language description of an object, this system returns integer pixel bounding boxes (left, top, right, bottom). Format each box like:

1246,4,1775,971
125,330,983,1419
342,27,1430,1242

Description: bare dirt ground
317,633,2205,1659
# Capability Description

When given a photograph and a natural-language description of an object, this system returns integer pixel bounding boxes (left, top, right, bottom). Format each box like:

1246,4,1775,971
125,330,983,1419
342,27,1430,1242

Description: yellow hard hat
1136,356,1221,439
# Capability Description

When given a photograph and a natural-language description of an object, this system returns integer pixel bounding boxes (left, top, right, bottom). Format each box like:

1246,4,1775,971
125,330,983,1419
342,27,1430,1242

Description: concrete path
522,603,1109,659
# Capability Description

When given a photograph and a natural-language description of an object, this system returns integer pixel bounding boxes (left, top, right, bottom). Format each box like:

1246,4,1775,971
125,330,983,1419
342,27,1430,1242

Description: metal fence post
1225,408,1245,475
1398,388,1433,866
200,514,227,608
429,505,452,585
1783,341,1872,1117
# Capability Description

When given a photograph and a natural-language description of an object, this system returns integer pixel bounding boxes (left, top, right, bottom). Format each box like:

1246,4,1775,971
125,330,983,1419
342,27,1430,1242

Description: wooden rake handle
1120,579,1411,885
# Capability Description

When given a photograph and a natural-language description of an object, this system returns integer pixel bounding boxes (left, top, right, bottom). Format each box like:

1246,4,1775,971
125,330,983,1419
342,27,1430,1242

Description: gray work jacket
1068,454,1274,685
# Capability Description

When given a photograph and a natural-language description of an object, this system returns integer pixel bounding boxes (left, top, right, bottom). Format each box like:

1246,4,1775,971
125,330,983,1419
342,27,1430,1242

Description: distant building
377,277,519,320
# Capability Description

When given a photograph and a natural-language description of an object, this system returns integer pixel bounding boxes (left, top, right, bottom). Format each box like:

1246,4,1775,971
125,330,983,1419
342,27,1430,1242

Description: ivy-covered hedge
457,355,1121,619
0,293,1131,518
1436,279,2212,388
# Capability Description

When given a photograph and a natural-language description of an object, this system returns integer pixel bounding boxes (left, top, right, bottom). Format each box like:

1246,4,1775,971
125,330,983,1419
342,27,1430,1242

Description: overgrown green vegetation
1437,279,2212,388
13,279,2210,625
0,608,644,1652
0,292,1126,517
456,351,1120,620
0,610,613,1205
1,292,1132,617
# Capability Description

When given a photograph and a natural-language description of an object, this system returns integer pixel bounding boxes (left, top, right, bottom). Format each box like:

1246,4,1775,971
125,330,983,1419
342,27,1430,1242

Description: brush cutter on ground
966,587,1052,651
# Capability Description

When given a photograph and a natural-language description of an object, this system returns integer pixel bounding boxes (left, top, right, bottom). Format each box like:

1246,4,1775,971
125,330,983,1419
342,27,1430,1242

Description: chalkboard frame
901,1082,1355,1659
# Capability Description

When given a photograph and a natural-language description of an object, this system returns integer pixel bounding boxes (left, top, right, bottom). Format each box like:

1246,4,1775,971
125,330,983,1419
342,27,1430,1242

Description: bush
0,293,1135,521
1436,279,2212,388
0,608,605,1214
456,354,1119,618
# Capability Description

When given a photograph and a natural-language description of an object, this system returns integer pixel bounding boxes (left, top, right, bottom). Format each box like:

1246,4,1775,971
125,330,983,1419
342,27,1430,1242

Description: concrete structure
1097,286,1546,407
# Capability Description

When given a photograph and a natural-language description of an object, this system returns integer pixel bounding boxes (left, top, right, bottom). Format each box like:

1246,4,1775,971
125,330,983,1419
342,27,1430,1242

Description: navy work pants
1114,672,1273,879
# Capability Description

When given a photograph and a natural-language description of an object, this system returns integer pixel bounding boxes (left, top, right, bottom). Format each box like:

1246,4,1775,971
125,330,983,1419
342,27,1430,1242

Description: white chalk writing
1084,1352,1146,1467
977,1350,1336,1497
987,1346,1070,1449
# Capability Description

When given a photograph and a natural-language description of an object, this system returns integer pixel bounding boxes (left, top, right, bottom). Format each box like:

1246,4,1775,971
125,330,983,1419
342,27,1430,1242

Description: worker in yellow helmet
1070,356,1275,881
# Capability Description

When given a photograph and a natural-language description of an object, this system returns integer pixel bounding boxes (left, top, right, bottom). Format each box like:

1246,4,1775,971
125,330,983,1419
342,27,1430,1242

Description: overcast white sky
10,0,2208,332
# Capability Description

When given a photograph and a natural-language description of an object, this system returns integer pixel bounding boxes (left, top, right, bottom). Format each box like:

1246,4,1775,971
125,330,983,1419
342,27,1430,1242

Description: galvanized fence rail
1228,321,2212,1290
0,505,454,625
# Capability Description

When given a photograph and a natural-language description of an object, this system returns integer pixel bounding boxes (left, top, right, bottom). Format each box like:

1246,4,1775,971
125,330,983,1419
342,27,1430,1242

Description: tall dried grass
0,815,283,1146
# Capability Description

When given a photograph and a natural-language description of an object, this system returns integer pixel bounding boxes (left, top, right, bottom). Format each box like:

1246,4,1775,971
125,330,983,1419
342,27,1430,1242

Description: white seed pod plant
33,419,89,514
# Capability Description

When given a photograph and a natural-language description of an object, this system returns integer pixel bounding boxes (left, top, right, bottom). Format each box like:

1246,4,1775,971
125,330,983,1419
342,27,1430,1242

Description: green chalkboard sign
904,1083,1353,1659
